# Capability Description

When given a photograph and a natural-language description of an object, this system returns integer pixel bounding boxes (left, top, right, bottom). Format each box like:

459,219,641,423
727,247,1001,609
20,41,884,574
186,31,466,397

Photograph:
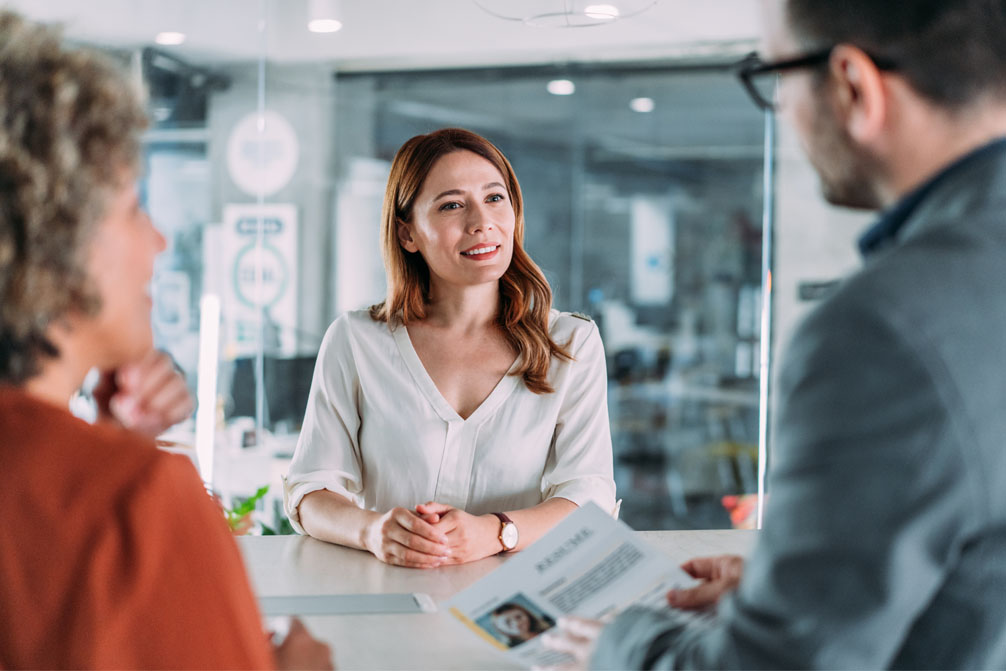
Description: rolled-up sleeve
542,320,617,515
284,318,365,534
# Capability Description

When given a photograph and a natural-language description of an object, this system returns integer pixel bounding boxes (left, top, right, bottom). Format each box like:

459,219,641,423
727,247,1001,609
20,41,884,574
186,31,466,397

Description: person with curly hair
0,11,331,670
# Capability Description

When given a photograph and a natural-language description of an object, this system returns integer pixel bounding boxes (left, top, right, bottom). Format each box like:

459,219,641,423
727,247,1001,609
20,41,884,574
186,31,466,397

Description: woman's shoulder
549,309,599,343
324,307,394,342
551,307,595,336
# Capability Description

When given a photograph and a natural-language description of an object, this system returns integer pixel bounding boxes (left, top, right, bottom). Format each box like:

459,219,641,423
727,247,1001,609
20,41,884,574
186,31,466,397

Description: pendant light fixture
473,0,658,28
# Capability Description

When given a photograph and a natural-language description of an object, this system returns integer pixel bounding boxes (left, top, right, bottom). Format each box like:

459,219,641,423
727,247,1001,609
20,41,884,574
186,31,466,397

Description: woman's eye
439,201,462,211
487,193,505,203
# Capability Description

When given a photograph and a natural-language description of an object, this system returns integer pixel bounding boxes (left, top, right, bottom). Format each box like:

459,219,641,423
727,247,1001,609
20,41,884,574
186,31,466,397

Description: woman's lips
460,244,500,260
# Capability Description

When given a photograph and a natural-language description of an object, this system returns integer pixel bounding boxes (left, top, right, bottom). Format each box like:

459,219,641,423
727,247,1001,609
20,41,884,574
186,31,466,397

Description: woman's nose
465,203,494,232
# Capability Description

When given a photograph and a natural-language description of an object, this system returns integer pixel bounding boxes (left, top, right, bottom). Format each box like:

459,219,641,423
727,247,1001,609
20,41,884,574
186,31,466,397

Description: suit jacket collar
858,136,1006,258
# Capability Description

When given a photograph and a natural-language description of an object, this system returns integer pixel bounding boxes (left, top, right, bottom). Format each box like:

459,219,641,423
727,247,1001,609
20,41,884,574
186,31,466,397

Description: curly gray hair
0,10,147,384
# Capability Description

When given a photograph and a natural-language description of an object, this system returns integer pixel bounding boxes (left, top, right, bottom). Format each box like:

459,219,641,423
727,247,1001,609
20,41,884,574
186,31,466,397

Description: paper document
443,502,697,668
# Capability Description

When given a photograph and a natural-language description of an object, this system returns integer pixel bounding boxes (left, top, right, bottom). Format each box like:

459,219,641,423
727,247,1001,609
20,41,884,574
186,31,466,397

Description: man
555,0,1006,668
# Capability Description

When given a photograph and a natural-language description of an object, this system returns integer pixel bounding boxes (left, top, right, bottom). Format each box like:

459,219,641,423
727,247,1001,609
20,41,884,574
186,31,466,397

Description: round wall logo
232,242,289,309
226,110,299,197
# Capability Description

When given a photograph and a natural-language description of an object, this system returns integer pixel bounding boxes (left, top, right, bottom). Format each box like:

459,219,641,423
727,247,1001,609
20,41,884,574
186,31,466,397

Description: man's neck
880,99,1006,207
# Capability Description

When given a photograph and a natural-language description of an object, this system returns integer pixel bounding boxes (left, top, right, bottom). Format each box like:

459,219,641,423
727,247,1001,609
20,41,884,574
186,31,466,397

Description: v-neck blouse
284,308,616,532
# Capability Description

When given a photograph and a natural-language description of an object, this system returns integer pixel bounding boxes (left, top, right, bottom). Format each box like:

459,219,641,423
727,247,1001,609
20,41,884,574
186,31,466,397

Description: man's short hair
0,11,147,384
787,0,1006,108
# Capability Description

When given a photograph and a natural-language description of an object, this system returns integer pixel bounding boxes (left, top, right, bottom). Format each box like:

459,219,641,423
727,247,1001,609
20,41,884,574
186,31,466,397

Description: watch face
501,523,519,550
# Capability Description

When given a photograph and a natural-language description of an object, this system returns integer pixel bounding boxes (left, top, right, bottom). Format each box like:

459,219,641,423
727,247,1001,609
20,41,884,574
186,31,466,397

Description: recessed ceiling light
630,97,655,113
155,31,186,46
308,18,343,33
547,79,575,96
584,4,620,19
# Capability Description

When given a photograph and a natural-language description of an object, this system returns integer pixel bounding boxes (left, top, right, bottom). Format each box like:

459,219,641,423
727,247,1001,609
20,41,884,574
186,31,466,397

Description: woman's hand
93,349,194,437
273,618,334,670
666,554,745,610
363,506,452,568
417,502,501,564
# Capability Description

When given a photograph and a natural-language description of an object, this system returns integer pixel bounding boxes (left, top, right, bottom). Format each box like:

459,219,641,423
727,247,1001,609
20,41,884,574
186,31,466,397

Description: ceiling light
547,79,576,95
630,97,655,113
308,0,343,33
308,19,343,33
155,32,186,46
473,1,657,28
584,4,620,19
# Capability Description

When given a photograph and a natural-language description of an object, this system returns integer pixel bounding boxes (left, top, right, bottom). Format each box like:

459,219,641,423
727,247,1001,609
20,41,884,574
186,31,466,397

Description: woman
286,128,616,568
490,602,556,648
0,12,330,669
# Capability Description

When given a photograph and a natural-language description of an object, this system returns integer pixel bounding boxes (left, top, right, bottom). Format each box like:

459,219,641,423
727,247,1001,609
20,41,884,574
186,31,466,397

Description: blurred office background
17,0,870,531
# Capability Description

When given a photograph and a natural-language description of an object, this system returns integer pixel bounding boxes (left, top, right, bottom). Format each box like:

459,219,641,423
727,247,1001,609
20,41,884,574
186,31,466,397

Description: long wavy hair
370,128,571,394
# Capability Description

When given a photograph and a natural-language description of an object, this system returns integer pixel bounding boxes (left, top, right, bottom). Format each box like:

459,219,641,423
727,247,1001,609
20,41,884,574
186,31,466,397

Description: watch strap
493,512,517,552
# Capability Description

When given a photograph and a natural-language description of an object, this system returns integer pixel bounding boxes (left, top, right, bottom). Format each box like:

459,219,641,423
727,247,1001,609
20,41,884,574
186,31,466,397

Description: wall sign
222,204,298,357
226,110,299,198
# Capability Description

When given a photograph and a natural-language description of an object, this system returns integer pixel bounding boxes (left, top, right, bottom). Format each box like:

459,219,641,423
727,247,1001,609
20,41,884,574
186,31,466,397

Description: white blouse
284,309,616,533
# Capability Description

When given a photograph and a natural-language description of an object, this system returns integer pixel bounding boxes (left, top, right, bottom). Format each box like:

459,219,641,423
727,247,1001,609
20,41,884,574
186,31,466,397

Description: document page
443,503,695,668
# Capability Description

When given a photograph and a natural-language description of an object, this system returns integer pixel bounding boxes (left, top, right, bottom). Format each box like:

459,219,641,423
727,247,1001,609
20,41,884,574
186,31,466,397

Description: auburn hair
370,128,571,394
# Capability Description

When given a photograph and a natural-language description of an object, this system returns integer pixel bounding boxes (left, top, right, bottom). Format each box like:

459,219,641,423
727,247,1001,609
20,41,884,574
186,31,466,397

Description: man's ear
397,219,419,253
829,45,888,145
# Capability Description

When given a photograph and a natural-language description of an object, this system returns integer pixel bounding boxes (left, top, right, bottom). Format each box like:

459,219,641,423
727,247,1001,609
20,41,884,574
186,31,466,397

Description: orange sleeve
88,451,276,670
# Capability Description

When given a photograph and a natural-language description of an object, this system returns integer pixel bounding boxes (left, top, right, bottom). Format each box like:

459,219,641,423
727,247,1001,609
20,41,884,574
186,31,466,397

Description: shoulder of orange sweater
100,446,276,669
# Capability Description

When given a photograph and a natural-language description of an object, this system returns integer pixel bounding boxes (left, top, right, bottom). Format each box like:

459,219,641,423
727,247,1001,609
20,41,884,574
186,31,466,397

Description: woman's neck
23,325,91,409
24,362,87,409
424,280,500,332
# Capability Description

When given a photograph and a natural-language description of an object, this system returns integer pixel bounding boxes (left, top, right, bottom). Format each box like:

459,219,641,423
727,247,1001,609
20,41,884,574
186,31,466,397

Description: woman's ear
397,218,419,253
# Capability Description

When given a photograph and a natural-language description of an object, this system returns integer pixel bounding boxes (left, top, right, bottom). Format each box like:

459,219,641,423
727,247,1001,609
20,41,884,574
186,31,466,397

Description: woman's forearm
504,496,578,552
298,489,381,551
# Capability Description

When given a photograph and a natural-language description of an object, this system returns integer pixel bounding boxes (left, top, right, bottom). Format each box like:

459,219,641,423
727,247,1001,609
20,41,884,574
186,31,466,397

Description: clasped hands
364,502,502,568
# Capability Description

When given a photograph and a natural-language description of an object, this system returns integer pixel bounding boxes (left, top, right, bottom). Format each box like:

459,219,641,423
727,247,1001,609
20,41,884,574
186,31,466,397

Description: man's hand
274,618,334,670
667,554,745,610
418,502,501,564
363,507,452,568
537,616,605,671
93,349,194,437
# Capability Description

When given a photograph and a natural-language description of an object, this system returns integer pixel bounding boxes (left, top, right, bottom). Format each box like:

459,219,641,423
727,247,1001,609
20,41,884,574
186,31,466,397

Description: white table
238,529,757,670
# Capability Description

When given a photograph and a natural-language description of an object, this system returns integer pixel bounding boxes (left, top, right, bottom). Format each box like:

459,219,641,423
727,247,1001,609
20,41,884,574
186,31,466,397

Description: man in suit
551,0,1006,668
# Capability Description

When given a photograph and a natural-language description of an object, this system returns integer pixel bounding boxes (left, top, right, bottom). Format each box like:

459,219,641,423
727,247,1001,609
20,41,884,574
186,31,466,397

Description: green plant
225,485,269,532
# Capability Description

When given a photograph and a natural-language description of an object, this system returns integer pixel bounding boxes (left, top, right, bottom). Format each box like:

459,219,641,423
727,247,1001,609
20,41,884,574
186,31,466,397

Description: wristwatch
493,512,519,553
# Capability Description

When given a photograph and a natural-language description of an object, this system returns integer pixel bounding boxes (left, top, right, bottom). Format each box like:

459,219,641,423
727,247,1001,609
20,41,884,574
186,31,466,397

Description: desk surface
238,529,757,670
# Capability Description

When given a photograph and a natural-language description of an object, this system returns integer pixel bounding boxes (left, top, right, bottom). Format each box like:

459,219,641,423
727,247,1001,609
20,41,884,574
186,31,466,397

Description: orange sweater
0,387,274,669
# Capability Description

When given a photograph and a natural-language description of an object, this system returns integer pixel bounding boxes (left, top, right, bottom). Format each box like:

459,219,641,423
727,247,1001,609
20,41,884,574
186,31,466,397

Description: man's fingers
680,556,721,580
558,616,604,638
666,579,730,610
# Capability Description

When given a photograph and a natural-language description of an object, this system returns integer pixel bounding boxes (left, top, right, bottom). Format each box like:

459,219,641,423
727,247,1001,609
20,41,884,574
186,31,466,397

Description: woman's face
78,176,166,369
493,606,531,638
398,149,516,293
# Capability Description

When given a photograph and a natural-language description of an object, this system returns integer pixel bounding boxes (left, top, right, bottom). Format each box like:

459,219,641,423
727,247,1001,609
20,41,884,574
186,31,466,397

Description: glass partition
15,2,772,532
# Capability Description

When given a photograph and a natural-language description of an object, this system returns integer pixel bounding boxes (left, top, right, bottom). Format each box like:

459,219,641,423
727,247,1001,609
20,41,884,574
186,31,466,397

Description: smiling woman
285,128,617,568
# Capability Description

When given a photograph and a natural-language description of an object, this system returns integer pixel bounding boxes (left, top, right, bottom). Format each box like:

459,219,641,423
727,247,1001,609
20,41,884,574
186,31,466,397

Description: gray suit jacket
594,142,1006,669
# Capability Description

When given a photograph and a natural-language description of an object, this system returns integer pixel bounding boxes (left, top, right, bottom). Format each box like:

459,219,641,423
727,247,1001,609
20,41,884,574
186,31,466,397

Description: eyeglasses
735,48,898,111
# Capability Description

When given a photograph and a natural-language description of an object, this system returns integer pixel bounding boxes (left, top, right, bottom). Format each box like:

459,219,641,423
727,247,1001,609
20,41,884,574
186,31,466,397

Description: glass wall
16,2,771,532
332,66,767,529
